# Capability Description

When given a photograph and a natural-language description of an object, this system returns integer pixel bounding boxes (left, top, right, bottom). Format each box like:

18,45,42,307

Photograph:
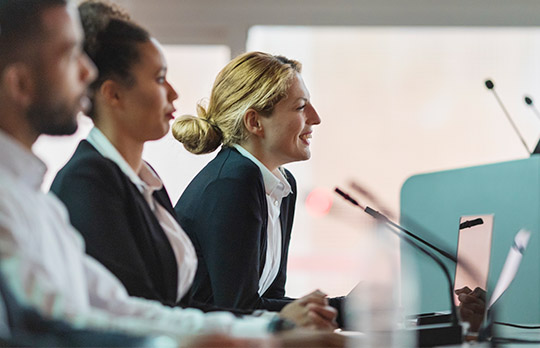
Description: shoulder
191,147,263,189
51,140,125,193
214,147,262,179
176,148,265,213
56,140,112,173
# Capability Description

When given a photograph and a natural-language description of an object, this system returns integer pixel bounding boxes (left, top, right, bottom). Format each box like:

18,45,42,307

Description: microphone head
485,80,494,89
525,96,533,105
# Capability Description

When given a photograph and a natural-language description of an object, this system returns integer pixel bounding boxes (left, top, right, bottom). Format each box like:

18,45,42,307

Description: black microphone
524,95,540,119
335,187,457,263
523,95,540,155
459,218,484,230
335,187,457,315
335,187,463,346
485,79,530,155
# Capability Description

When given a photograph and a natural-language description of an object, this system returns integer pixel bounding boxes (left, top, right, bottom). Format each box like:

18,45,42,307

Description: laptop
453,214,494,305
417,215,530,326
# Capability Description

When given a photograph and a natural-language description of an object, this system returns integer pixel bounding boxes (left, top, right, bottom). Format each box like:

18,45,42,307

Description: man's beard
25,87,81,136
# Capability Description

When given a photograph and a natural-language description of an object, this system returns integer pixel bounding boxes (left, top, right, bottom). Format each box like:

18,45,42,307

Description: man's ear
243,109,264,137
1,63,35,108
99,80,122,108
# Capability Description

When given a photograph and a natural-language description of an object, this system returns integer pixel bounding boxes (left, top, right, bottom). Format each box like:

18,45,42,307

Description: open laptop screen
453,214,494,305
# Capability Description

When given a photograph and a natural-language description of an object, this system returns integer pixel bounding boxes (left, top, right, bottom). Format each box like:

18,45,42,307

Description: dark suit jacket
175,147,297,312
50,140,250,316
51,140,179,307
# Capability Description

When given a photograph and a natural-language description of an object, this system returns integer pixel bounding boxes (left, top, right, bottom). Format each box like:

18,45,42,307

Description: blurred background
34,0,540,298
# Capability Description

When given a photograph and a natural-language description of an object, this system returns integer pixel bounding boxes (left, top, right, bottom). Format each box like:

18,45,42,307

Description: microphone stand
523,96,540,156
485,79,530,155
335,188,463,347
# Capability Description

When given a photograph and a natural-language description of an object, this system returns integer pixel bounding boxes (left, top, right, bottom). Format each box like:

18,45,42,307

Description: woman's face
120,38,177,142
258,72,321,168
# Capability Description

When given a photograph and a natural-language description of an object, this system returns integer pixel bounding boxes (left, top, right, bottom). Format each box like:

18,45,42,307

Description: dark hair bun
78,0,149,119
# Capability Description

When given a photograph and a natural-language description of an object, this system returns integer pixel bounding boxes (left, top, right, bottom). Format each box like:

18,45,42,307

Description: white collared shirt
0,129,273,341
233,145,292,296
87,127,197,302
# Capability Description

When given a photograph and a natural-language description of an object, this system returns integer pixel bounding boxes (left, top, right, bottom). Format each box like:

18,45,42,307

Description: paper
488,229,531,308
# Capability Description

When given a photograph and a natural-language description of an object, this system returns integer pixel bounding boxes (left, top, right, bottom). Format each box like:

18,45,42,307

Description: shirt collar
0,129,46,191
86,127,162,193
233,144,291,199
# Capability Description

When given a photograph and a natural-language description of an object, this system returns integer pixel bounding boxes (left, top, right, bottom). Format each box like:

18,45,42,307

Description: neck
238,140,281,174
96,124,144,173
8,127,38,150
0,107,39,150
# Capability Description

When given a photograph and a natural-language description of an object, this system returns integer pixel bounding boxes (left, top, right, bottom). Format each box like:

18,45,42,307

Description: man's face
26,4,96,136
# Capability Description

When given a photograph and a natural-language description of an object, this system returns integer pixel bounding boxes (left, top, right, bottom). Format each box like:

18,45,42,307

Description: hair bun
79,0,131,58
172,112,223,154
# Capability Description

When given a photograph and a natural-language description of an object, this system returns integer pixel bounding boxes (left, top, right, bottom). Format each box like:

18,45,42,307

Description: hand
276,328,347,348
455,286,486,333
279,290,338,330
180,334,267,348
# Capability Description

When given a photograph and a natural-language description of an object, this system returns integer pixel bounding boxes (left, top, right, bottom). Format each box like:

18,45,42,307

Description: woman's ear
243,109,264,137
99,80,121,107
1,63,35,108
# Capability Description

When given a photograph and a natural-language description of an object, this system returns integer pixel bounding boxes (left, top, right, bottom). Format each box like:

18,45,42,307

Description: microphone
347,181,457,263
459,218,484,230
523,95,540,155
349,181,397,220
335,187,463,346
524,95,540,119
485,79,530,155
335,187,456,263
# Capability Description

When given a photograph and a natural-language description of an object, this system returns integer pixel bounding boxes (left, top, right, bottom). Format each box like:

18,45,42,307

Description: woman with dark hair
51,0,337,331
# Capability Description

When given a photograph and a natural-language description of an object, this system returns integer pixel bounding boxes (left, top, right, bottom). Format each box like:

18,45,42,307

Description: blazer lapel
131,186,179,306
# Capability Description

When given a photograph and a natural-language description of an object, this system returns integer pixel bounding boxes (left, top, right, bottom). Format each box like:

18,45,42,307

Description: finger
454,286,472,295
298,294,329,306
307,303,337,321
472,287,487,301
458,293,485,304
303,289,328,299
460,300,486,313
313,289,329,298
467,302,486,314
306,310,337,330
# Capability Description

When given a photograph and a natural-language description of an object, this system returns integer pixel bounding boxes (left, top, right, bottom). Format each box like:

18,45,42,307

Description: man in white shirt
0,0,344,346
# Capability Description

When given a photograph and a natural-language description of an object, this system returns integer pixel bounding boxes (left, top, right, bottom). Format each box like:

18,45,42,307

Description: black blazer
50,140,179,307
175,147,297,312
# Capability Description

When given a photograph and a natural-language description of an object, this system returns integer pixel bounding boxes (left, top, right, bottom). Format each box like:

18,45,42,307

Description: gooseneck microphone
335,188,458,322
485,79,530,155
523,96,540,155
335,187,456,263
335,187,462,346
524,96,540,119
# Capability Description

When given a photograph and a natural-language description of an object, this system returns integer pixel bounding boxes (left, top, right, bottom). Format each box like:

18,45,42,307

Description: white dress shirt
0,129,272,342
233,145,292,296
87,127,197,302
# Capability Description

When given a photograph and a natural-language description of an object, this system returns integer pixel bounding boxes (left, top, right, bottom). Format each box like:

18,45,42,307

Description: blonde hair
172,51,302,154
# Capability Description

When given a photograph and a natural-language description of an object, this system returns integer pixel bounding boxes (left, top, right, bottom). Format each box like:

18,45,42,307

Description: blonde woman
173,52,344,326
